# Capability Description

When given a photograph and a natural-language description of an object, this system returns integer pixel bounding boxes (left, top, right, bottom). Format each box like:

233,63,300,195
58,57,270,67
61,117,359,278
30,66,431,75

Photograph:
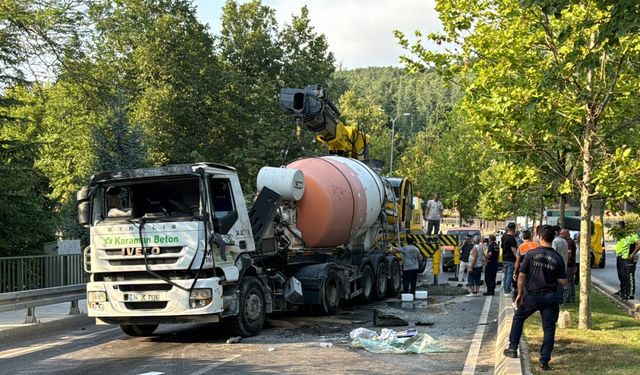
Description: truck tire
318,271,341,315
120,324,158,337
387,260,402,297
358,264,374,303
374,262,388,300
231,276,266,337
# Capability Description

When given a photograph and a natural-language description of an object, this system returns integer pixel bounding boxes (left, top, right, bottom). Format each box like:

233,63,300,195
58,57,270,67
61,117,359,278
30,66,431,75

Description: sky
193,0,442,69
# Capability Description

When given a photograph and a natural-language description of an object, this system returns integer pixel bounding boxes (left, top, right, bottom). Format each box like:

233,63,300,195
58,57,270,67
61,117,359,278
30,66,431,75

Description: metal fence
0,254,85,293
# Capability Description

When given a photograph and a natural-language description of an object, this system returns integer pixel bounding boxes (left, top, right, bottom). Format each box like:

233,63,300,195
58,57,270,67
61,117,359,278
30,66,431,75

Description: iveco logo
121,247,161,256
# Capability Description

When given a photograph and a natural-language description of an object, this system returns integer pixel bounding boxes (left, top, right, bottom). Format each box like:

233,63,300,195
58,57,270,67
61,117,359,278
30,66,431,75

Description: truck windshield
103,176,200,221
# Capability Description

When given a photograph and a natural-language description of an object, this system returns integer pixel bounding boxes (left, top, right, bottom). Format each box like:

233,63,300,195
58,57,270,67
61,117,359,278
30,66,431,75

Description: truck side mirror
77,186,91,227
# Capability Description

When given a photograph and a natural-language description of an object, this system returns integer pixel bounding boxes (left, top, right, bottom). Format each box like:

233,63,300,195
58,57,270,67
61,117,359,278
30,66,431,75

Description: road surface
0,278,501,375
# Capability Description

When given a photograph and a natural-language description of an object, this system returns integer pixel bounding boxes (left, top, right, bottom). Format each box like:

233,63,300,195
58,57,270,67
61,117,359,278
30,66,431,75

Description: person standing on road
515,230,539,274
614,221,638,300
467,235,484,296
458,235,474,287
501,223,518,296
560,229,577,303
513,229,539,296
552,227,569,270
551,226,568,304
628,240,640,300
400,237,421,295
503,225,568,371
424,193,444,235
483,234,500,296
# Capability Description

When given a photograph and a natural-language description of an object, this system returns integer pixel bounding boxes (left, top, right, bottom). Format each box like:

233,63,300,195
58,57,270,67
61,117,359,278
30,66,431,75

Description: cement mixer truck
78,88,407,337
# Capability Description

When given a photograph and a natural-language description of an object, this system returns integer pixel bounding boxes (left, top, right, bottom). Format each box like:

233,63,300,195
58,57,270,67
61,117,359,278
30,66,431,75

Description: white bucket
401,293,414,302
415,291,428,300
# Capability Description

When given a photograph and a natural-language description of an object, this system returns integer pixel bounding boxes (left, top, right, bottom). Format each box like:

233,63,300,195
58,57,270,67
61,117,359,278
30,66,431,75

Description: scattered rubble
373,309,408,326
226,336,242,344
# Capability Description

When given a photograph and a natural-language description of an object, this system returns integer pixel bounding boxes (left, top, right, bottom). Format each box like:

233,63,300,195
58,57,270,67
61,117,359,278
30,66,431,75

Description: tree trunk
559,194,566,228
458,201,463,227
578,120,595,330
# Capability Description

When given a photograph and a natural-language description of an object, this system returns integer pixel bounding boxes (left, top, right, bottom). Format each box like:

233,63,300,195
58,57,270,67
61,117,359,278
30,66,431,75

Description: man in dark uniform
503,225,568,371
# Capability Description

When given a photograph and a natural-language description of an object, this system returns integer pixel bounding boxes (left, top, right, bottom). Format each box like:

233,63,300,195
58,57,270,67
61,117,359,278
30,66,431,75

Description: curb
591,276,640,320
0,314,94,345
494,293,525,375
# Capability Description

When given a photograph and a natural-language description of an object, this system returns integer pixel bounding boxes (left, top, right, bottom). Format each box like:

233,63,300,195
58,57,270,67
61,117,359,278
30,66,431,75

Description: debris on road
267,347,276,352
351,331,448,355
415,321,434,326
319,342,333,347
373,309,408,326
350,327,377,340
350,330,449,355
226,336,242,344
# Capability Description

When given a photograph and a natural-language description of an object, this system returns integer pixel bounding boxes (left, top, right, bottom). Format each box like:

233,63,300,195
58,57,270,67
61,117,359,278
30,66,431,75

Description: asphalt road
0,277,501,375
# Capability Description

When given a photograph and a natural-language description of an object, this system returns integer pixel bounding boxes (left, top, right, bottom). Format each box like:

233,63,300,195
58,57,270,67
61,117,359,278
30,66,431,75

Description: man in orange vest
514,229,538,283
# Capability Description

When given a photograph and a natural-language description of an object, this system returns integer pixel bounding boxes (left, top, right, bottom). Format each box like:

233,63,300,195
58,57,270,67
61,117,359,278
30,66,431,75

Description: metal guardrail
0,254,84,293
0,284,86,313
0,284,86,323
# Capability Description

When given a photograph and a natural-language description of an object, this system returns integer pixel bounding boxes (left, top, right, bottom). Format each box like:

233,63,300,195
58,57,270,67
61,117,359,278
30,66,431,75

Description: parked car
442,227,483,272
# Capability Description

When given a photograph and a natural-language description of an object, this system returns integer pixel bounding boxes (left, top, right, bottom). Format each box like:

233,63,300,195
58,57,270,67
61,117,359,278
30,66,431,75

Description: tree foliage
397,0,640,329
0,0,337,254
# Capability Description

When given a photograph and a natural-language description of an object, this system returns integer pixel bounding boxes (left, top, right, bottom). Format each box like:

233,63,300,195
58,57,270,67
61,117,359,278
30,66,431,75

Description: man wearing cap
504,225,568,371
501,222,518,296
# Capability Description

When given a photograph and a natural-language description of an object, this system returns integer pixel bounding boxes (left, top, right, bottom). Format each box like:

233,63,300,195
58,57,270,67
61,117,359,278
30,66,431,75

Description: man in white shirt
424,193,444,235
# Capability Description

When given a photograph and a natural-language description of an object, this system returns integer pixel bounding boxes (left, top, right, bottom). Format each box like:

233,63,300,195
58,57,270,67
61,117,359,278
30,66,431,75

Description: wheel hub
245,292,263,322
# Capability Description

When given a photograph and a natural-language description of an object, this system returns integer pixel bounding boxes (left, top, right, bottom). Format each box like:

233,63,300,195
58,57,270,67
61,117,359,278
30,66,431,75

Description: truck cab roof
89,163,236,184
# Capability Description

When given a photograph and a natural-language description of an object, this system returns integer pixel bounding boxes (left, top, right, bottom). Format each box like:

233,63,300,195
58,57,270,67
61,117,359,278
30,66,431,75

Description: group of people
457,234,500,296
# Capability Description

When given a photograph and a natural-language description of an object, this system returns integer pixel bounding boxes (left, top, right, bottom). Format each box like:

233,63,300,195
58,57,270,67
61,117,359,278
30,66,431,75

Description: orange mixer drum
287,156,385,248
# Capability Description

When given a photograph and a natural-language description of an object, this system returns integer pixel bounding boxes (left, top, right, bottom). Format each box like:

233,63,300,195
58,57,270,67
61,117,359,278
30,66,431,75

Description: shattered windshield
102,176,200,221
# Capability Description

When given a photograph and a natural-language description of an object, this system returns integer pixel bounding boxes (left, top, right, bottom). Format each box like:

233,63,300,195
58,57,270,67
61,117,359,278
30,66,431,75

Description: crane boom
279,85,368,160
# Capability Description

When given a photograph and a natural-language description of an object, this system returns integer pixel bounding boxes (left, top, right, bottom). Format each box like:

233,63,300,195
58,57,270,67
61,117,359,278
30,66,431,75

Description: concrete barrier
494,293,525,375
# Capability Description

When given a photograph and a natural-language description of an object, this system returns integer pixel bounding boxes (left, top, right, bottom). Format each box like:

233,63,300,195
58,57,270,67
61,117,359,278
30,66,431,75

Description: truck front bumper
86,277,224,323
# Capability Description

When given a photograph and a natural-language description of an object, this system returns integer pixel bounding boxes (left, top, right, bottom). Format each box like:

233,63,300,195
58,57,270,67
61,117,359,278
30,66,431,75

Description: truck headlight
88,291,107,302
189,288,212,308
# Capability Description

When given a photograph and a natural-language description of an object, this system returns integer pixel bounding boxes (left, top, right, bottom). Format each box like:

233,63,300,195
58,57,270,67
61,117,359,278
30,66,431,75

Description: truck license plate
125,293,161,302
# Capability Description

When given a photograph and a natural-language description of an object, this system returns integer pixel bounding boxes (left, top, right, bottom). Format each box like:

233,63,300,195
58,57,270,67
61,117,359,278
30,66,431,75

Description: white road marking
0,327,119,359
461,295,492,375
189,354,242,375
137,373,165,375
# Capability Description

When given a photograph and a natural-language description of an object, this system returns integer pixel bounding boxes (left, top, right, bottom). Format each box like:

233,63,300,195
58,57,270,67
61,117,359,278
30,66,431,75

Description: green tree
398,110,487,224
397,0,640,329
337,90,388,161
0,86,55,255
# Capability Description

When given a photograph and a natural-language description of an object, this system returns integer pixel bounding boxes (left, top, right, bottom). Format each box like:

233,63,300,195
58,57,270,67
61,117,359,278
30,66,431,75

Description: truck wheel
231,276,266,337
374,262,388,300
387,260,402,297
120,324,158,337
319,271,341,315
358,264,374,303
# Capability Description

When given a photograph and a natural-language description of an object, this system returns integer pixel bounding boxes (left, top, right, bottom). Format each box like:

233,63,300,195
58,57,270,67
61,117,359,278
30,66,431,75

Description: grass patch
524,290,640,374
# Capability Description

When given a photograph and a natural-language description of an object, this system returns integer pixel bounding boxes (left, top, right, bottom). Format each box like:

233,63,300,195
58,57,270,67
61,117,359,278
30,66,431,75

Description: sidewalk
0,300,92,344
0,300,87,329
